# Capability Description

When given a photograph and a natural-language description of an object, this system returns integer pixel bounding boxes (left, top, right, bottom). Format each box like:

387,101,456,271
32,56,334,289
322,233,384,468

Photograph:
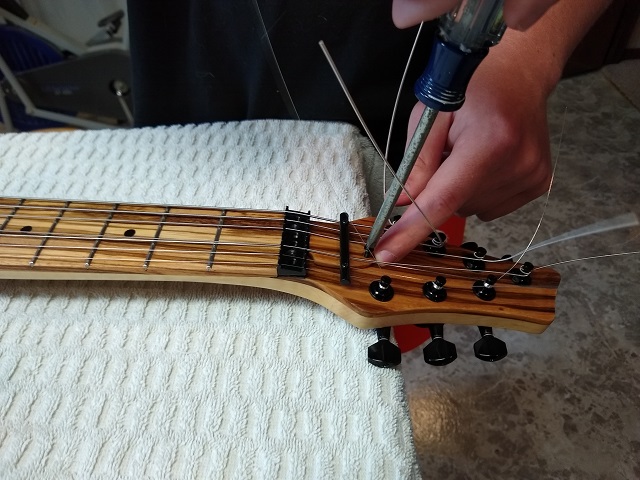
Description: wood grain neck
0,197,306,279
0,196,562,334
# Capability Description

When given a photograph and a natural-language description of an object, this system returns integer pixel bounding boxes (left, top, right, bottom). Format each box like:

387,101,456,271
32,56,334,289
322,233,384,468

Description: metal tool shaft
366,106,439,253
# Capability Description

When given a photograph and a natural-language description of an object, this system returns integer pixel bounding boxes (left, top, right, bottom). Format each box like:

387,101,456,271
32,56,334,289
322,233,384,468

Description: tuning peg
463,247,487,270
473,326,507,362
423,276,447,302
473,274,497,301
511,262,534,285
367,327,401,368
460,241,478,251
369,275,394,302
418,323,457,366
423,231,447,256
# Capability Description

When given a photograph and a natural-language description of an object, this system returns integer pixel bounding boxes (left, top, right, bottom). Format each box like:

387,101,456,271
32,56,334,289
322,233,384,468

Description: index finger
373,143,478,263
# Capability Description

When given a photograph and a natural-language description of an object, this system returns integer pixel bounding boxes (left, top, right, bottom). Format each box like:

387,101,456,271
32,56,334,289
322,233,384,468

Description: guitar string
383,22,425,199
494,108,565,282
0,207,538,266
1,209,637,279
318,40,439,236
0,248,518,283
0,219,524,271
1,201,638,276
0,235,524,280
0,210,598,280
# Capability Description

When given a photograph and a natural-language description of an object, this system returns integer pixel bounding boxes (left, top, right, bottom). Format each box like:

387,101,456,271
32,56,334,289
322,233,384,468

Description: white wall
18,0,128,46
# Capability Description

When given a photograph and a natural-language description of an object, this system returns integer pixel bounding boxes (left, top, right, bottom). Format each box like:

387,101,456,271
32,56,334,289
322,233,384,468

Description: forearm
496,0,614,94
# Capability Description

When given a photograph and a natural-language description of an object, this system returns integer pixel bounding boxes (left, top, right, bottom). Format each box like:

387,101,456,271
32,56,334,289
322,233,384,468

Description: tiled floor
400,70,640,478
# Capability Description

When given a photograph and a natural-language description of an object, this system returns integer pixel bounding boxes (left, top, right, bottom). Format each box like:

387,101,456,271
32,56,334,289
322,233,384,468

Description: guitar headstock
304,217,560,333
300,216,561,366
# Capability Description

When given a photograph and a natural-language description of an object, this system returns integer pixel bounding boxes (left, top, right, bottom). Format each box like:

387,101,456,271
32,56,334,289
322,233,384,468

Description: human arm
373,0,614,263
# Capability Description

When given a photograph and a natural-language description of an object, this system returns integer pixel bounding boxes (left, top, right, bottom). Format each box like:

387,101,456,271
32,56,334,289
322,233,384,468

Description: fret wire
0,198,25,232
29,201,69,267
85,203,119,268
207,209,227,271
143,206,171,270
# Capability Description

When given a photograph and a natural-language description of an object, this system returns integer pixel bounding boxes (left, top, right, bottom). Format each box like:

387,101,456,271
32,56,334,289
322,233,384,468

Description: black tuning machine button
473,326,507,362
417,323,457,366
367,327,401,368
423,231,447,257
473,274,497,301
511,262,534,285
460,241,478,251
463,247,487,270
369,275,394,302
423,276,447,302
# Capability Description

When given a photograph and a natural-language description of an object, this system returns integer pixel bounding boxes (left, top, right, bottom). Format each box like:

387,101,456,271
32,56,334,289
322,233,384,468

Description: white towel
0,121,420,479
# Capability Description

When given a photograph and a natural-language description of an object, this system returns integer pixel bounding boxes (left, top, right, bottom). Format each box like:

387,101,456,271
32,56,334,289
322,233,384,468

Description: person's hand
392,0,560,31
373,34,556,264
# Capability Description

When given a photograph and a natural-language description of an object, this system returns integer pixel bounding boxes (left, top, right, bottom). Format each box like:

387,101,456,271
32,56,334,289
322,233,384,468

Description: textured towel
0,121,420,479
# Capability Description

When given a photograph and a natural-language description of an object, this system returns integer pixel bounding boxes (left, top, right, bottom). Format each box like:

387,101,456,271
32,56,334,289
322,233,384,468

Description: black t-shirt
127,0,435,167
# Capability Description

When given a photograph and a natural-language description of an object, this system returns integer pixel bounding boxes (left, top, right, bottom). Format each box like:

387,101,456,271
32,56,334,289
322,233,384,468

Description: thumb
392,0,461,28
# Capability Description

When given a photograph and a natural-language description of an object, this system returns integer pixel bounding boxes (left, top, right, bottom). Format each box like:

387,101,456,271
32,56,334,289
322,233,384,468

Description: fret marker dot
20,225,32,232
124,229,136,237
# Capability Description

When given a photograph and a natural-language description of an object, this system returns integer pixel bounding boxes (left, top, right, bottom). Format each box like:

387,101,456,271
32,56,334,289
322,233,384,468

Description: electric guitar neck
0,196,561,334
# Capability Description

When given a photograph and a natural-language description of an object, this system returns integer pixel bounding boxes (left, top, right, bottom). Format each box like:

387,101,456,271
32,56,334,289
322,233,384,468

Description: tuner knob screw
473,274,497,301
463,247,487,270
369,275,394,302
423,276,447,302
473,326,507,362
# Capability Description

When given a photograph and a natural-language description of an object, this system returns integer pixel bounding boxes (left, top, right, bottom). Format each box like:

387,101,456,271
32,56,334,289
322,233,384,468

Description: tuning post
423,276,447,302
473,326,507,362
473,274,497,301
511,262,533,285
423,231,447,257
463,246,486,270
369,275,394,302
367,327,401,368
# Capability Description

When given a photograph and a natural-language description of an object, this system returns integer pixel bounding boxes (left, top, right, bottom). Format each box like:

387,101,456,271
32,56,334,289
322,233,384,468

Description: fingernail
374,250,398,264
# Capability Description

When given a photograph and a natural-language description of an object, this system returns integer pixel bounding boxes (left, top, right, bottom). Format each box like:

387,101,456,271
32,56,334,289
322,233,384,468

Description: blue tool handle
414,39,488,112
414,0,506,112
